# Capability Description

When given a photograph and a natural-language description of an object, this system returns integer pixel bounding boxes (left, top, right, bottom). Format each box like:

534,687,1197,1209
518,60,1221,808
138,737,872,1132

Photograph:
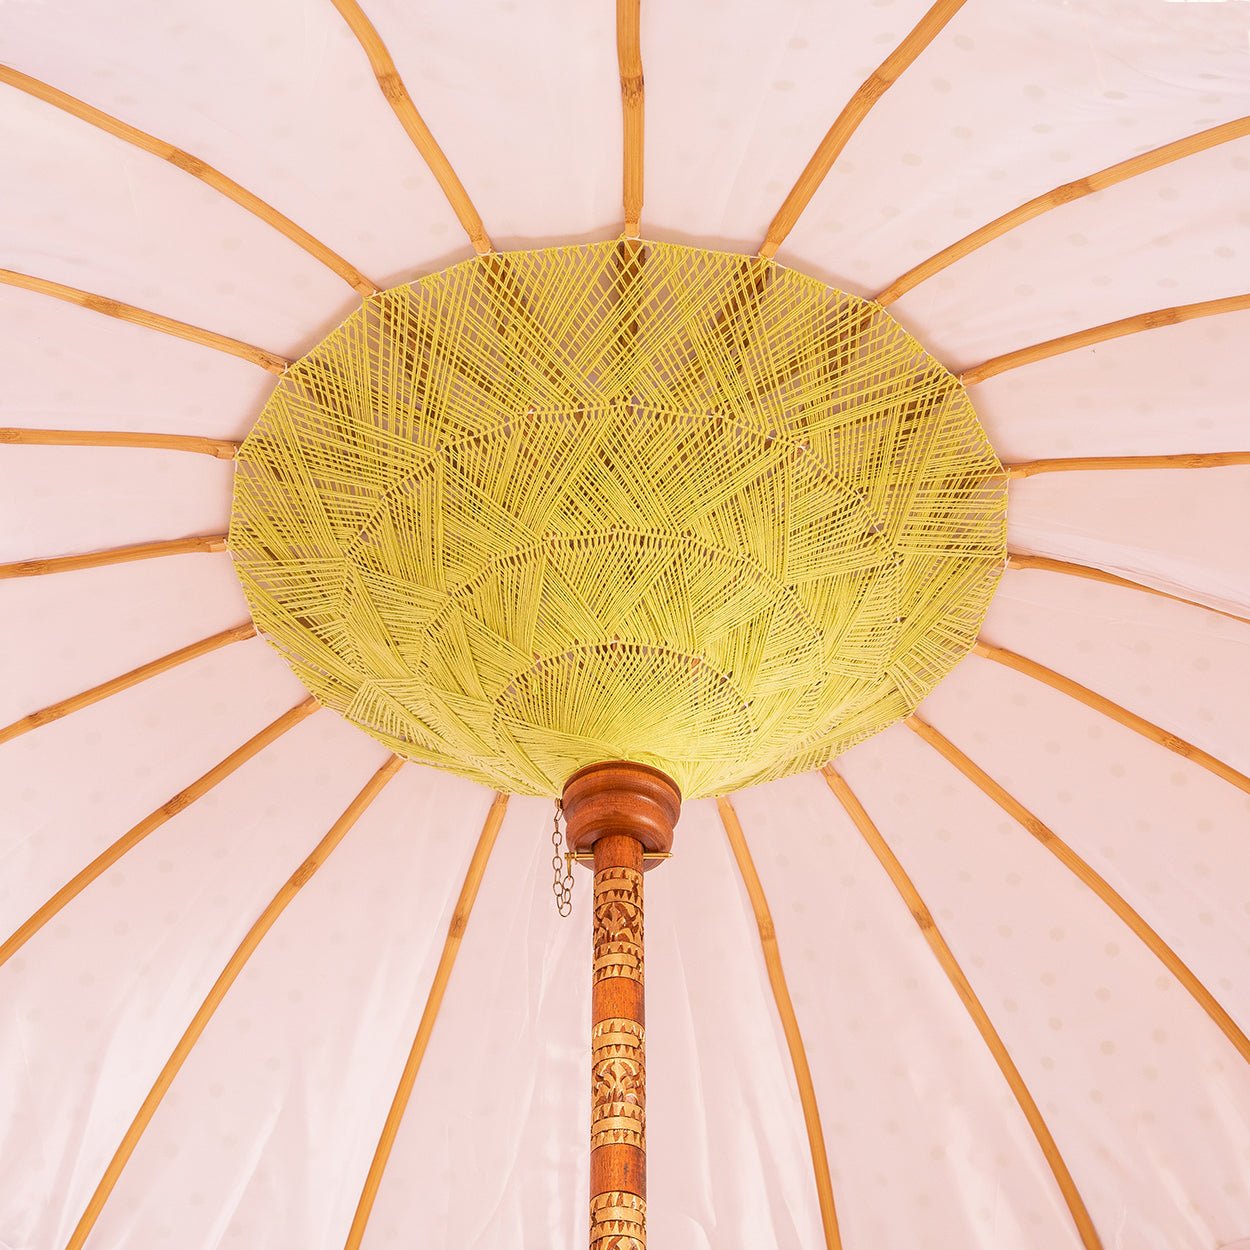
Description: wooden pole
562,761,680,1250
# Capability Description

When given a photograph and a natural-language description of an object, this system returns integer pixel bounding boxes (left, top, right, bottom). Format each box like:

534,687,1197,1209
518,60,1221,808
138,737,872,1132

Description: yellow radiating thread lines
231,240,1005,797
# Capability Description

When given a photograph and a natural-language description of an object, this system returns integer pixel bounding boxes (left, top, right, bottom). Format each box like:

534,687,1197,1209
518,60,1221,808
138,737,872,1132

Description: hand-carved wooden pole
562,761,681,1250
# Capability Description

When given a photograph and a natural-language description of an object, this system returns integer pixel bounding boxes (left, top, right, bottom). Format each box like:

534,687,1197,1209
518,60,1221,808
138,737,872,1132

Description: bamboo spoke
1006,451,1250,478
0,269,289,374
0,534,228,580
974,639,1250,796
717,796,842,1250
759,0,967,260
819,765,1104,1250
1005,553,1250,628
63,755,404,1250
0,623,256,746
618,0,644,237
328,0,492,255
962,293,1250,386
906,715,1250,1066
0,698,319,971
0,427,238,459
0,65,379,297
343,791,509,1250
876,115,1250,305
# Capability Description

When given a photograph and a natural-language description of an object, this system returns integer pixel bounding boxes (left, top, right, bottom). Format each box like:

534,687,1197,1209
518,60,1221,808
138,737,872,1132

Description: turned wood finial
561,760,681,857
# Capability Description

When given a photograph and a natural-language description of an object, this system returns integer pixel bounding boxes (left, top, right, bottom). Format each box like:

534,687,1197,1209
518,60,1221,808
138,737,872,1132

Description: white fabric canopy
2,2,1248,1247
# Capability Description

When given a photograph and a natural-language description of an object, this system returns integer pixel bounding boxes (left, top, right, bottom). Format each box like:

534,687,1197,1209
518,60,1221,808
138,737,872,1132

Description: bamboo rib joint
718,796,842,1250
64,756,404,1250
0,64,378,297
821,765,1104,1250
0,535,228,580
974,640,1250,796
0,427,239,459
0,269,289,374
329,0,492,255
876,115,1250,306
906,714,1250,1067
231,239,1006,798
760,0,968,259
963,293,1250,385
0,623,256,745
1005,553,1250,628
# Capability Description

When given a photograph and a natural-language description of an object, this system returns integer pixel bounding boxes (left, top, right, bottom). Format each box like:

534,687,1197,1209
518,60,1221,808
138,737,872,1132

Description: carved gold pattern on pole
590,1190,647,1250
591,1017,646,1152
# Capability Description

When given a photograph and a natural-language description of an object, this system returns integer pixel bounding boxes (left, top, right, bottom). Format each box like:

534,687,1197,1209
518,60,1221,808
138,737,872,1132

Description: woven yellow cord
230,240,1005,797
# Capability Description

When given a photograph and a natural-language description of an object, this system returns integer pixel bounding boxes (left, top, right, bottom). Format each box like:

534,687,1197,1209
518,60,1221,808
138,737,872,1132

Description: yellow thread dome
230,240,1005,797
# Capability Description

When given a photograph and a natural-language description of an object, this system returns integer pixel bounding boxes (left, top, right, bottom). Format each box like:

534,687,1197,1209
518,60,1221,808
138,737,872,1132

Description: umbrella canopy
2,2,1249,1248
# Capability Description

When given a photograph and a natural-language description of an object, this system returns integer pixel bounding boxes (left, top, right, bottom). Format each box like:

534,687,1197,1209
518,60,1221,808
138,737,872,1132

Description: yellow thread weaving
230,240,1005,797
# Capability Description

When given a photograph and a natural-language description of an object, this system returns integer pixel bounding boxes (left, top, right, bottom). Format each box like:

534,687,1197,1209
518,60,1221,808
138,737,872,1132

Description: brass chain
551,798,575,917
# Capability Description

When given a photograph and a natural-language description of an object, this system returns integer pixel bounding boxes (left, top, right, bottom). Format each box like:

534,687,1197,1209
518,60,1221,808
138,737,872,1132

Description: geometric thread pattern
230,240,1006,796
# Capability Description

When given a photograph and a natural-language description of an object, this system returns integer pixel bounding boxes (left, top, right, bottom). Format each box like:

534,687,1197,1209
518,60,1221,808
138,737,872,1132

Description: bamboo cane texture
973,640,1250,796
717,795,842,1250
618,0,644,237
0,65,379,297
0,426,238,458
63,755,404,1250
0,534,228,580
343,790,509,1250
0,623,257,746
1005,451,1250,478
962,293,1250,385
0,269,290,373
820,765,1104,1250
1004,553,1250,628
328,0,492,255
876,115,1250,305
0,698,319,971
906,715,1250,1066
759,0,968,259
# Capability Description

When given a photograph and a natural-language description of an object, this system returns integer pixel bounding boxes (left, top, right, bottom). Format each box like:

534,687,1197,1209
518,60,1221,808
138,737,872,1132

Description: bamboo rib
962,293,1250,386
876,115,1250,305
0,698,318,971
973,640,1250,796
0,623,256,746
0,534,228,580
343,791,509,1250
758,0,967,260
1005,553,1250,628
0,269,289,374
819,765,1104,1250
906,715,1250,1066
0,65,379,297
328,0,492,255
618,0,644,237
1005,451,1250,478
717,795,842,1250
63,755,404,1250
0,427,238,459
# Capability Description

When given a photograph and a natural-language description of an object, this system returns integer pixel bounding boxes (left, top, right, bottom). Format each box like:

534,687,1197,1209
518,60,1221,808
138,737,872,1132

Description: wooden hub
561,761,680,1250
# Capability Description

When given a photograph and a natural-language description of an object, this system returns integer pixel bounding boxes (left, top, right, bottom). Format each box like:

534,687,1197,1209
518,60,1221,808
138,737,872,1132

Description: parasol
2,1,1249,1248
